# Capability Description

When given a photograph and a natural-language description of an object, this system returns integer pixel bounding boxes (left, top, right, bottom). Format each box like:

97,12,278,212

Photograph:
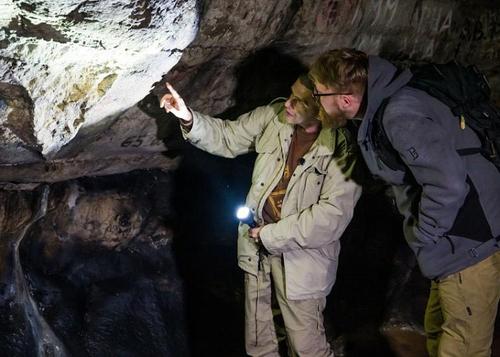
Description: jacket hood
358,56,412,144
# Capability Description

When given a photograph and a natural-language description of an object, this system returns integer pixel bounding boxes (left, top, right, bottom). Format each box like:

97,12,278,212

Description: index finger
166,82,181,100
159,93,173,108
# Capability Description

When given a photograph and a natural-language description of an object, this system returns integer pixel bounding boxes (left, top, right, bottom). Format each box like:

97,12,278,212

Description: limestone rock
0,105,180,183
0,0,198,158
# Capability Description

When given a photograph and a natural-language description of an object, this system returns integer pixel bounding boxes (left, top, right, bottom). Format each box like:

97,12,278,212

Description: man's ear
338,94,352,110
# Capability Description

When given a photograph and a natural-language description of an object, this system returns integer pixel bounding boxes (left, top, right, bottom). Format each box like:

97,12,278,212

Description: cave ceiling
1,0,500,183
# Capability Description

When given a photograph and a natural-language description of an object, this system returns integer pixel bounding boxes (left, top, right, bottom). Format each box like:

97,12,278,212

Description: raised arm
160,83,281,158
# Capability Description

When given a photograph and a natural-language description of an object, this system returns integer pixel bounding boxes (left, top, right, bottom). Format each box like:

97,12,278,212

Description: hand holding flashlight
236,206,263,243
236,206,255,227
248,226,263,243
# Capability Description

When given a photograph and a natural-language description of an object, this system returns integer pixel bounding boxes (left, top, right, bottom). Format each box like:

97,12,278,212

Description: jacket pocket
297,165,327,210
255,134,279,154
237,223,259,275
253,140,279,185
446,177,492,242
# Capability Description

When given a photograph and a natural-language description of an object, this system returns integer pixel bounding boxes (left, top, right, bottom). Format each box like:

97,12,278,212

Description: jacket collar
310,127,336,156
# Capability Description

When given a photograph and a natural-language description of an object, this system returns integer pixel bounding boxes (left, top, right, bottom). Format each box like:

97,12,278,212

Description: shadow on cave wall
0,171,189,357
165,46,429,357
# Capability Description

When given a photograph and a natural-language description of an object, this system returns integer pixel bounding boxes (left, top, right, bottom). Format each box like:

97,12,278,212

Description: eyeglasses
312,88,352,99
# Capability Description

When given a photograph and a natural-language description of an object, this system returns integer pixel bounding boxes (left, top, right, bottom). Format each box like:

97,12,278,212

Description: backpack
371,61,500,173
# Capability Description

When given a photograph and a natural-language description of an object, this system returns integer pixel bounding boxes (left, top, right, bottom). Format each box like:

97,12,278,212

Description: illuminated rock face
2,0,500,177
0,0,198,158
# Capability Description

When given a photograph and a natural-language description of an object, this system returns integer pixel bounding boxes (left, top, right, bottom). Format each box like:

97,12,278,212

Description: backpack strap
371,95,485,171
371,97,407,172
408,62,500,172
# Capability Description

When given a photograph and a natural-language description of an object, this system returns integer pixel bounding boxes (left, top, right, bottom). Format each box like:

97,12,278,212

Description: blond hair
297,74,320,118
310,48,368,95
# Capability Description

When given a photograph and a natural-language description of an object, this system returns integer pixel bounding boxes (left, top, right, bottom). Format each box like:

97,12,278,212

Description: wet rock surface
0,171,188,356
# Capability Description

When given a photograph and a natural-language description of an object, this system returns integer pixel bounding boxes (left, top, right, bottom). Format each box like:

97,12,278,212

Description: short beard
319,107,347,129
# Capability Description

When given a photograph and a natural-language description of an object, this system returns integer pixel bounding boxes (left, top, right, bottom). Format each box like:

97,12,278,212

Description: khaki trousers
425,250,500,357
244,254,333,357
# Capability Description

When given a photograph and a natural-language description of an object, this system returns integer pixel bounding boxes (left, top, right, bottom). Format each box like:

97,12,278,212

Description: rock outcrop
0,0,198,159
0,1,499,356
162,0,500,115
0,171,187,356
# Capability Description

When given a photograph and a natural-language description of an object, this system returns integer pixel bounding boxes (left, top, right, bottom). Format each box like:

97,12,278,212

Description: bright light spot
236,206,250,220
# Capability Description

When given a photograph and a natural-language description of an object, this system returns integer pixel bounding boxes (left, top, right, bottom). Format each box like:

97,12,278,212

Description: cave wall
161,0,500,116
0,172,188,356
0,0,500,356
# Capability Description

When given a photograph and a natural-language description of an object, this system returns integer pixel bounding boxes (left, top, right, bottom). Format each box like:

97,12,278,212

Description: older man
160,75,361,356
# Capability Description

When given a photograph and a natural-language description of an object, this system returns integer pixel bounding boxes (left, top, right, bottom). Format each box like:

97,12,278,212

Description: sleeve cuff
259,224,279,255
179,109,194,130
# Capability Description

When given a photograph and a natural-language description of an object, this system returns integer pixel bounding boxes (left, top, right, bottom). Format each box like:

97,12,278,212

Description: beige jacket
182,101,361,300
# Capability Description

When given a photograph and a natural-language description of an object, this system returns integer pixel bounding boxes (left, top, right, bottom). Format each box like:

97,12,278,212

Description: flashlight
236,206,256,227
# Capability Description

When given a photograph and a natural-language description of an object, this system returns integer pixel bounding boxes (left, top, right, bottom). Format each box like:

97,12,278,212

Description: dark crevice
130,0,153,29
0,82,39,150
8,16,69,43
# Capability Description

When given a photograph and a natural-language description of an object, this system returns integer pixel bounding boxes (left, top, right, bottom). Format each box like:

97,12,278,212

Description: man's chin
319,111,347,129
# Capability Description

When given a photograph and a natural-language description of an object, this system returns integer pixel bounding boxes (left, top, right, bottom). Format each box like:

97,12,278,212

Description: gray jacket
358,56,500,280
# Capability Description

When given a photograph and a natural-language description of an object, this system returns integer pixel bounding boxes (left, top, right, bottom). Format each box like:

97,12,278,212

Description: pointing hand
159,82,193,122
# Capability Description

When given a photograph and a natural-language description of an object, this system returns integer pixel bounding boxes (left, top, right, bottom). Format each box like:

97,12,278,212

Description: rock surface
0,0,198,158
0,105,180,183
161,0,500,115
0,171,187,356
0,1,499,356
2,0,500,180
